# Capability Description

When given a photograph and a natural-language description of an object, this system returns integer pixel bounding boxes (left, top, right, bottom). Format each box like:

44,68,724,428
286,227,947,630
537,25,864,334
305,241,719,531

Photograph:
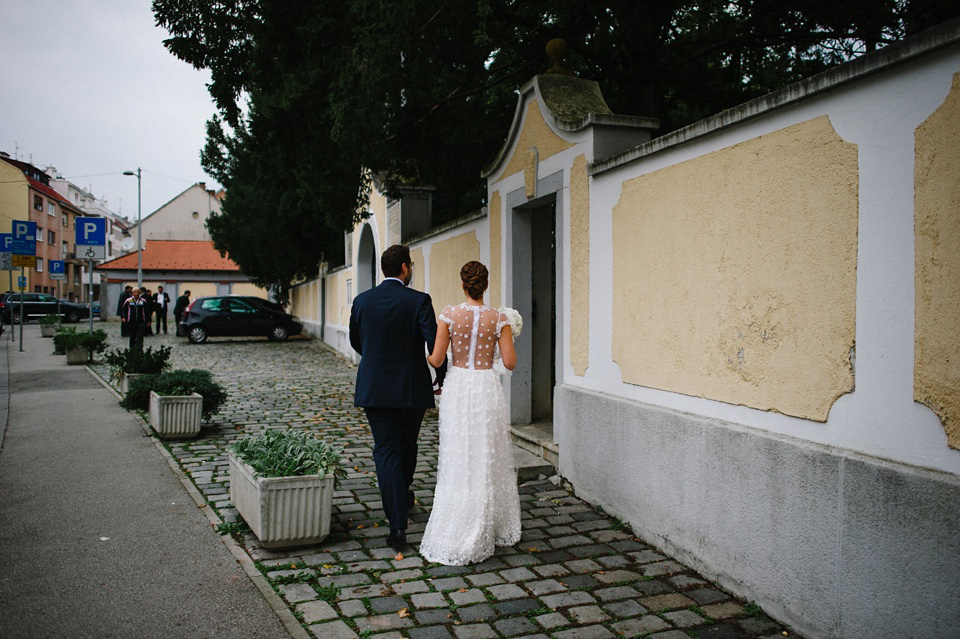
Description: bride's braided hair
460,261,488,300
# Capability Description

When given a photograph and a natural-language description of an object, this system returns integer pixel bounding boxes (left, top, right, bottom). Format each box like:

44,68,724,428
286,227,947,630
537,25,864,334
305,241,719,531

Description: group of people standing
116,285,191,350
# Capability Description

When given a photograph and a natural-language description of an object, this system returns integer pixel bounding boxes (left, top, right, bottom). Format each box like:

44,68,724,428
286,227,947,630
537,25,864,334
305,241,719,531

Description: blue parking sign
0,233,11,253
12,220,37,255
75,217,106,246
49,260,66,280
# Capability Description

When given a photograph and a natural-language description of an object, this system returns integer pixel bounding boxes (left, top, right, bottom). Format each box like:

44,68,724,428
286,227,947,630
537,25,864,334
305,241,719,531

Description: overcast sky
0,0,220,221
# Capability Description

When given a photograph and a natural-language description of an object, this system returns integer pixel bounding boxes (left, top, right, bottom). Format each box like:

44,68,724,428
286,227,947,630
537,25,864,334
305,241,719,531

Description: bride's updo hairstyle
461,261,488,300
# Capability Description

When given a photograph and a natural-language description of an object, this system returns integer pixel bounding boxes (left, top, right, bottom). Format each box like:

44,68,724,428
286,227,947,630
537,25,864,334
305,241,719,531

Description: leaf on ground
395,552,404,561
398,608,410,618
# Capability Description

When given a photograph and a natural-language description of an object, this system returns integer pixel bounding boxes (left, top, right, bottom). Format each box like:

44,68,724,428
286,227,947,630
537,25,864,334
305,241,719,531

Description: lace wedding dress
418,303,522,565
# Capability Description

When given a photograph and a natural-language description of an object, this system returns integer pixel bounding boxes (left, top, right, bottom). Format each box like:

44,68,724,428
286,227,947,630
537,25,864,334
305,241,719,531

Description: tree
153,0,959,297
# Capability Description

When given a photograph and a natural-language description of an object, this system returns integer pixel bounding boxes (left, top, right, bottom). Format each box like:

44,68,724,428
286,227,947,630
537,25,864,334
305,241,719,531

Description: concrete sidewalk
0,325,292,639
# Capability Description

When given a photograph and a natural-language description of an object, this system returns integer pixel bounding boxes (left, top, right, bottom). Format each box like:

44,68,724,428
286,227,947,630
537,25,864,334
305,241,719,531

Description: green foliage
229,428,345,479
315,584,341,604
104,346,172,381
153,0,960,300
39,313,60,326
54,327,108,354
120,369,228,420
215,520,251,536
52,326,77,355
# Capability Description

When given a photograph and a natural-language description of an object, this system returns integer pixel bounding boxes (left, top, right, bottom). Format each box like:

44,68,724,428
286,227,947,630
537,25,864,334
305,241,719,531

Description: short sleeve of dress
439,305,454,328
495,311,509,339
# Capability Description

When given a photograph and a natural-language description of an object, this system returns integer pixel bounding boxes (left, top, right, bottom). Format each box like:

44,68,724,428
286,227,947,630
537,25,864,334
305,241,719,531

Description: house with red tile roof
96,239,268,318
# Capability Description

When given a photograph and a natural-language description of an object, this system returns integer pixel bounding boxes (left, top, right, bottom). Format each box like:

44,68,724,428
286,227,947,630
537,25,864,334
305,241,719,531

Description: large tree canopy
153,0,958,300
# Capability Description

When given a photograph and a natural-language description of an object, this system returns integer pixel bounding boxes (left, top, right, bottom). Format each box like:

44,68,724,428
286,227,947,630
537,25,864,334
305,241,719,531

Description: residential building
127,182,223,248
0,154,84,299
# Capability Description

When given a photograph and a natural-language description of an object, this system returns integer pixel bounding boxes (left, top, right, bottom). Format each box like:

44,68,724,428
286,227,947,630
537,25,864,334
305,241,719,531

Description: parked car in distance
179,295,303,344
0,292,90,324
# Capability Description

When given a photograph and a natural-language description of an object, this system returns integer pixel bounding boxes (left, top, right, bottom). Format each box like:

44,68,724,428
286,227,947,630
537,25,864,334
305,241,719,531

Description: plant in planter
104,345,172,392
39,313,60,337
228,429,345,548
57,328,108,364
121,369,227,439
52,326,77,355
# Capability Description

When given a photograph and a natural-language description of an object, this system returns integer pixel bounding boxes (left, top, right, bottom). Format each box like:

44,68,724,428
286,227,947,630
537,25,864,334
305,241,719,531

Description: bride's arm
428,320,449,368
498,326,516,371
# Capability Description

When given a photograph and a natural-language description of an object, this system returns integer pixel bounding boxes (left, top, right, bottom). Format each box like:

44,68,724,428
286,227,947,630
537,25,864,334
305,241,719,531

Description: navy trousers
365,407,424,533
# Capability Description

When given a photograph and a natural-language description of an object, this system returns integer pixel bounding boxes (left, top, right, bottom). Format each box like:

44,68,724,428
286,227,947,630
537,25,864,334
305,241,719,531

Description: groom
349,245,446,550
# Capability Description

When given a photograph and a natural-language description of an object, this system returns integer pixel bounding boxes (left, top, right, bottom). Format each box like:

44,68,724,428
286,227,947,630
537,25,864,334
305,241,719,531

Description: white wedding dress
418,303,522,565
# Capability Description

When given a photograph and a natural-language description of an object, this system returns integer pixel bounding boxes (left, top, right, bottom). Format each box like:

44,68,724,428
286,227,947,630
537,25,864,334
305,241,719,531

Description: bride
419,261,521,565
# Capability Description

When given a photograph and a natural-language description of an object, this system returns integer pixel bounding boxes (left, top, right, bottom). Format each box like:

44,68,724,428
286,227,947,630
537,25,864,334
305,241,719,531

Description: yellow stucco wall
612,116,858,421
915,72,960,450
489,191,502,309
231,282,270,298
499,101,573,181
339,272,351,326
0,161,26,233
410,247,425,292
180,282,218,299
325,272,339,326
428,231,481,312
570,154,590,376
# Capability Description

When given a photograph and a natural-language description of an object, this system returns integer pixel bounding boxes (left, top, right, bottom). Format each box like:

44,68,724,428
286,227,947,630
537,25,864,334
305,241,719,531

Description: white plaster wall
581,47,960,475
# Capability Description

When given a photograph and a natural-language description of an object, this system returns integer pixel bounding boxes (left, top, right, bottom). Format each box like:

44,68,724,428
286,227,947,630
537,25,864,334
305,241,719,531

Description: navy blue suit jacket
349,280,444,409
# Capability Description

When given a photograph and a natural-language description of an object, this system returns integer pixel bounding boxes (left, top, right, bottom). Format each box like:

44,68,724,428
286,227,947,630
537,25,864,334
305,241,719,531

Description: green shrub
39,313,60,326
104,345,172,381
52,326,78,354
229,429,345,479
55,328,108,354
121,369,227,420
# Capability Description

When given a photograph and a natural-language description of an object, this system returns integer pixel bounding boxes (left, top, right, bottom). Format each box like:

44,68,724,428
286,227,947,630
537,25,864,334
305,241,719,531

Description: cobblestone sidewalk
91,326,801,639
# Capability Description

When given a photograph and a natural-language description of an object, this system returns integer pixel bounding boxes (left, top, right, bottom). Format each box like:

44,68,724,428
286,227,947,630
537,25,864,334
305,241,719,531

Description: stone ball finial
546,38,574,76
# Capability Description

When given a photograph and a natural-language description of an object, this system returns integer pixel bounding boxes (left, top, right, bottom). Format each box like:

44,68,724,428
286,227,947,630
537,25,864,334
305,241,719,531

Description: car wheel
188,326,208,344
268,325,289,342
11,310,21,324
66,310,81,323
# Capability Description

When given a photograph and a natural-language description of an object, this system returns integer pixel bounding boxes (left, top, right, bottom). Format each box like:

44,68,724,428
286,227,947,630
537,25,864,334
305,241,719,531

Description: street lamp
122,168,142,287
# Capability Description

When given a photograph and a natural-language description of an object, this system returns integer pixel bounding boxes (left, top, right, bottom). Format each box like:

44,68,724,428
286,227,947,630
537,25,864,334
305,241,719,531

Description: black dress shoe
387,530,407,551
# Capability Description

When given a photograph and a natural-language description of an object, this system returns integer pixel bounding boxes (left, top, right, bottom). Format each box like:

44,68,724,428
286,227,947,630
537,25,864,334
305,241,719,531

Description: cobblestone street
91,325,800,639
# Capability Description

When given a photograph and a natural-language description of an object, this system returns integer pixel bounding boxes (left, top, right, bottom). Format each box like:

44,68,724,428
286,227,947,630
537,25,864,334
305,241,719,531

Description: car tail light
185,299,196,313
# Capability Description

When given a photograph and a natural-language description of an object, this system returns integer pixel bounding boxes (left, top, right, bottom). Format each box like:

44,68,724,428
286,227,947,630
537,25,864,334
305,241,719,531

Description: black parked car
179,295,303,343
0,292,90,324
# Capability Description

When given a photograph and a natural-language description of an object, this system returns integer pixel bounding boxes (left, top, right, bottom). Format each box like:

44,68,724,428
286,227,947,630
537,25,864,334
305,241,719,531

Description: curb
86,365,311,639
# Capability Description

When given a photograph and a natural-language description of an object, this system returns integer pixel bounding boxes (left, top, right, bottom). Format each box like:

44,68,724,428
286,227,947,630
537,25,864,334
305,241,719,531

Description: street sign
12,220,37,255
75,217,107,260
0,233,12,271
17,276,26,290
49,259,66,280
12,255,36,268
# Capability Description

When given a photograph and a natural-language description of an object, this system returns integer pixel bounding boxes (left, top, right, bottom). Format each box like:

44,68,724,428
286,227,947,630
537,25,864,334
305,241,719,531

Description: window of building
62,241,68,258
74,268,81,285
48,230,56,244
36,257,43,272
33,195,42,210
62,214,68,227
47,201,56,216
35,226,42,241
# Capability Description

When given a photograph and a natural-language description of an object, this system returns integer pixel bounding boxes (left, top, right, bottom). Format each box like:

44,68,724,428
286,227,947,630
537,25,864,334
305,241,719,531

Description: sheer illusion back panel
440,304,508,370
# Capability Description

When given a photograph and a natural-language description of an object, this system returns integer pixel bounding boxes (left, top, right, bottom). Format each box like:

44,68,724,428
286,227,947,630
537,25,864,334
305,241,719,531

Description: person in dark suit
349,245,446,551
153,285,171,334
117,285,132,337
173,290,191,336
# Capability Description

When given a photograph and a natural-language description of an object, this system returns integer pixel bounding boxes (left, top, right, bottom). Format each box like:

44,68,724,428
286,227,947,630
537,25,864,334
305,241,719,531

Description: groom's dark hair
381,245,411,277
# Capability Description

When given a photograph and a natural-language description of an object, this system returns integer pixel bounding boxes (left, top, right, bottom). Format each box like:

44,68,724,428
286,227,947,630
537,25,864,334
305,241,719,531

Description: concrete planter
65,346,90,365
148,391,202,439
228,452,334,549
120,372,144,396
41,324,59,337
